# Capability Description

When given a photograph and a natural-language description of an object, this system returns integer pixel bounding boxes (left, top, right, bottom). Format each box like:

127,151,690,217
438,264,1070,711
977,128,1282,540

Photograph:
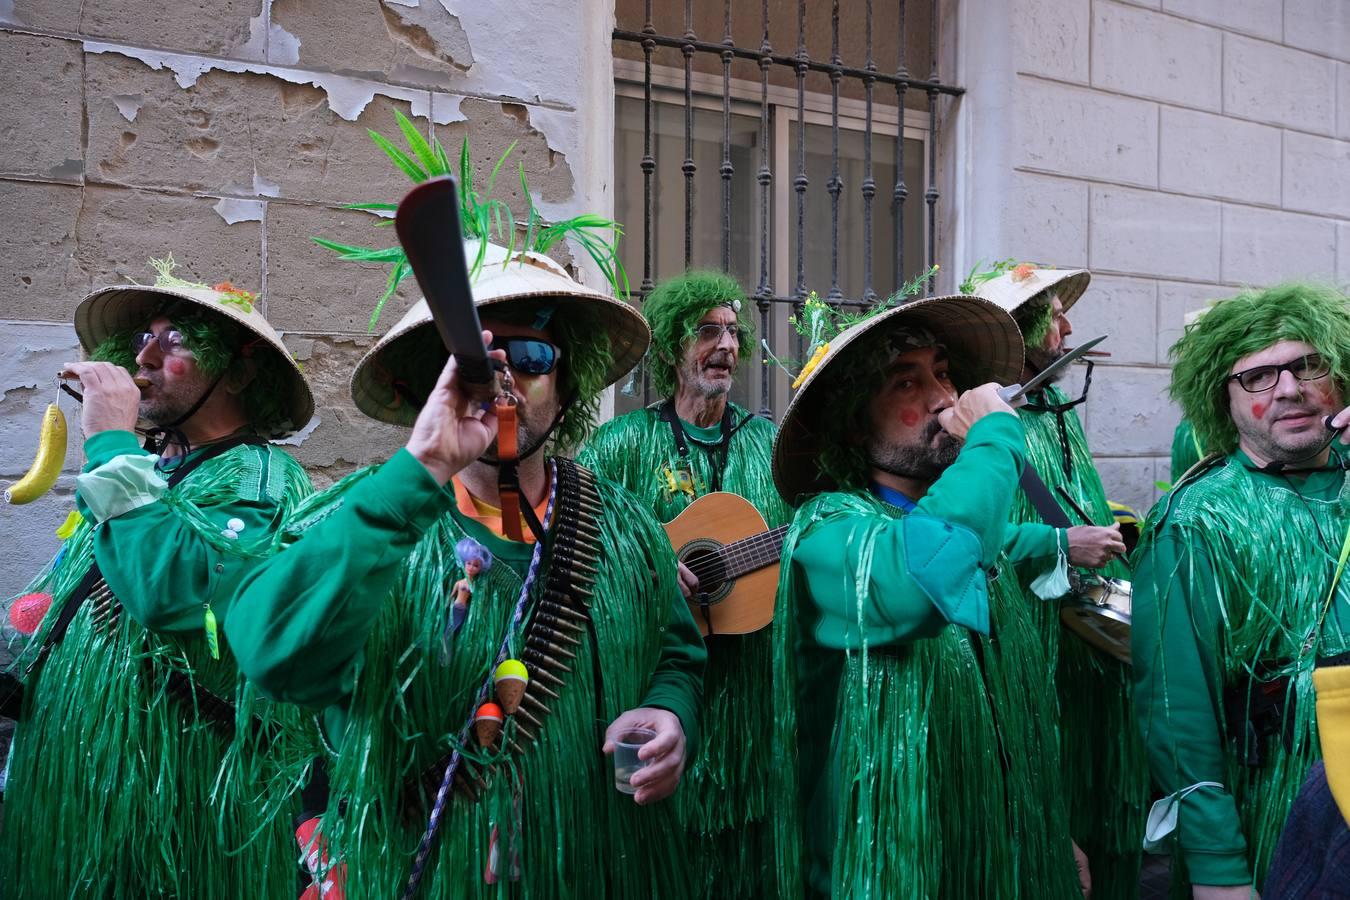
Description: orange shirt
451,476,551,543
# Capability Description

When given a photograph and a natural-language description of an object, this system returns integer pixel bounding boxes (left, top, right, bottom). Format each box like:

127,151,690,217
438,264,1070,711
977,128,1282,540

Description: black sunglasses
490,337,559,375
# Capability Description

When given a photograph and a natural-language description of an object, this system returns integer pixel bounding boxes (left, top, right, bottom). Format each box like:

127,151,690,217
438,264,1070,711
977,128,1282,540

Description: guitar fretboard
721,524,790,579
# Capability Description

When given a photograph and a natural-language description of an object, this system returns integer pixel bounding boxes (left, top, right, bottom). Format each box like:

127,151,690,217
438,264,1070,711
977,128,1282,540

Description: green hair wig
1012,292,1056,349
1169,281,1350,455
89,302,293,434
643,271,755,399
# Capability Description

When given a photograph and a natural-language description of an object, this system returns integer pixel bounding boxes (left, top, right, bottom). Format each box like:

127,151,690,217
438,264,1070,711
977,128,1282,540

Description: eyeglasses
694,323,743,343
131,329,190,356
490,337,559,375
1227,353,1331,393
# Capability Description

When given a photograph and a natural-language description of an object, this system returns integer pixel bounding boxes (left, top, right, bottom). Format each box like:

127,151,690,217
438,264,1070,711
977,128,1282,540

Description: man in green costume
226,238,706,899
770,292,1083,899
578,271,791,899
974,264,1147,899
1133,281,1350,898
0,265,315,898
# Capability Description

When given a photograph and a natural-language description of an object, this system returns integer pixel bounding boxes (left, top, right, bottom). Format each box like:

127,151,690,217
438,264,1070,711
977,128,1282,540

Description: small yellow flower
792,343,830,389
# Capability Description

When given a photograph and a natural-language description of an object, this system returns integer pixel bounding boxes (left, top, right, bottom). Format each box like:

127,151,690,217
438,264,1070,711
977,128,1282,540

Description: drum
1061,575,1132,665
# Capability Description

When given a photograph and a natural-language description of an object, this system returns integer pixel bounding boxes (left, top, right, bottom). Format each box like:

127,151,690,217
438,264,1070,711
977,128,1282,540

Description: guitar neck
721,524,790,580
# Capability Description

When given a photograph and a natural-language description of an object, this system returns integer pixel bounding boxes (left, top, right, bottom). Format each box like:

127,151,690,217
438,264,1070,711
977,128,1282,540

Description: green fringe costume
1,431,313,899
1169,419,1204,483
774,414,1081,900
578,402,791,900
224,451,705,899
1008,385,1149,900
1133,453,1350,893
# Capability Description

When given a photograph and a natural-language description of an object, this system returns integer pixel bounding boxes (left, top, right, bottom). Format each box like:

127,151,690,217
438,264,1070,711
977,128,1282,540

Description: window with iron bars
612,0,961,420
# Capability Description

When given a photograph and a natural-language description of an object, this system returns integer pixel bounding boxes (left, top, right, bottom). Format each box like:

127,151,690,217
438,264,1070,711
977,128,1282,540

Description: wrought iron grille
613,0,964,418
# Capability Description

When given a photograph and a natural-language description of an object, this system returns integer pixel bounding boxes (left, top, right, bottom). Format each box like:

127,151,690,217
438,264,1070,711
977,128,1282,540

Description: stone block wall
0,0,616,600
951,0,1348,514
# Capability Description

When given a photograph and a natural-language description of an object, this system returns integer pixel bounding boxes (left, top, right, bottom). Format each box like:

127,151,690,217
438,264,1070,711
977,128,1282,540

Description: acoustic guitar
662,492,788,637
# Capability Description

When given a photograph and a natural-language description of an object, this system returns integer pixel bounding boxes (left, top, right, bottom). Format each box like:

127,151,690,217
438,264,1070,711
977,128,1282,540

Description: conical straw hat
974,266,1090,316
74,283,314,433
772,294,1024,501
351,240,649,426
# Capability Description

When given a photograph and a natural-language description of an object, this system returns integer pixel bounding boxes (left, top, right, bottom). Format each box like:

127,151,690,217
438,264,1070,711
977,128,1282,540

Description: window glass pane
787,121,926,300
614,94,764,414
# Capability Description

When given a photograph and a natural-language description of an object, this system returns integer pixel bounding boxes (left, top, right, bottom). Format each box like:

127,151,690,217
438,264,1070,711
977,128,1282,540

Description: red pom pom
10,592,53,635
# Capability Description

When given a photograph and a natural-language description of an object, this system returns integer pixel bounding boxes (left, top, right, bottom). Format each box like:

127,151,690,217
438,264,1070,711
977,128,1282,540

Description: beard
678,350,735,398
867,417,962,481
1025,343,1068,381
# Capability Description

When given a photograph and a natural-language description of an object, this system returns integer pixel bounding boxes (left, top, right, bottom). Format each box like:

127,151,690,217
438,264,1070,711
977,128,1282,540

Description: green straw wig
643,271,755,399
1169,281,1350,455
89,302,293,434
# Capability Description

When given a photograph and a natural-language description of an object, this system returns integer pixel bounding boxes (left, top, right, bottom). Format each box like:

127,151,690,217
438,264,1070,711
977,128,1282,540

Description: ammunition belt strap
405,458,605,810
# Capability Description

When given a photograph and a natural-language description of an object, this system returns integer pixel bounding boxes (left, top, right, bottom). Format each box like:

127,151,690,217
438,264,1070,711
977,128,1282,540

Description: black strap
657,401,747,493
1024,361,1094,477
1018,465,1074,529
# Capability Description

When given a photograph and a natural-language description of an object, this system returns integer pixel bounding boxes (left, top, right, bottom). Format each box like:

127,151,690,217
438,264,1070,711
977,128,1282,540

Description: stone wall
948,0,1349,514
0,0,616,601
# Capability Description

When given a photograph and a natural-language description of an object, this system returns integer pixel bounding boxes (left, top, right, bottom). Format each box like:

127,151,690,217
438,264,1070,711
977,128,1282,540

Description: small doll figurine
441,537,493,662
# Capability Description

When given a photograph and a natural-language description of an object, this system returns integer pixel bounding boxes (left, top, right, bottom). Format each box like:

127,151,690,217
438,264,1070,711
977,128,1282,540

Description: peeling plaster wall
0,0,618,600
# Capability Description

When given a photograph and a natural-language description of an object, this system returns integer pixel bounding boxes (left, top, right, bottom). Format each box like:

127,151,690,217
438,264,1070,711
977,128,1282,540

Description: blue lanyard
870,482,917,512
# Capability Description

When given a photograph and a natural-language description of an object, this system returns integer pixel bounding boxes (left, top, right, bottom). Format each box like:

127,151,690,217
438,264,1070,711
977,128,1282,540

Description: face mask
1030,530,1072,600
1141,781,1223,852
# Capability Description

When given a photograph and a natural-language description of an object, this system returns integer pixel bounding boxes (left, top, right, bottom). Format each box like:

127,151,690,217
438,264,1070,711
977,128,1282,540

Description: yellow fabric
1314,664,1350,823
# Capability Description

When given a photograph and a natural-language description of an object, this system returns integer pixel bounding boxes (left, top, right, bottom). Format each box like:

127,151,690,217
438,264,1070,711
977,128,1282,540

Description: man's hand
1193,887,1258,900
1329,406,1350,436
1066,524,1126,568
937,382,1015,440
602,707,687,805
405,331,506,486
1072,841,1091,898
61,361,141,437
676,562,699,600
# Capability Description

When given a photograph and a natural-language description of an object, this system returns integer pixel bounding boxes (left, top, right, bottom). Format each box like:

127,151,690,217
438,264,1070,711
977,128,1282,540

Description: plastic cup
612,727,657,795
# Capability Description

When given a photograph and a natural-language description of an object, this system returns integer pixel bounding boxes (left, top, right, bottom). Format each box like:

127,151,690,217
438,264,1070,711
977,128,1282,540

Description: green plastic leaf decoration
315,117,629,331
367,129,428,184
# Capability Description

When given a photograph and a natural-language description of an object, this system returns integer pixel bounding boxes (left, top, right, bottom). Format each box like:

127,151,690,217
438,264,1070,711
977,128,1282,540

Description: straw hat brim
975,268,1091,317
73,284,315,433
350,257,649,426
772,294,1025,502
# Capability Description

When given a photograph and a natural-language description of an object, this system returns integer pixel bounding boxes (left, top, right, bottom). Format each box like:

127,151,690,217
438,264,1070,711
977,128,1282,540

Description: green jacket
780,413,1080,897
224,450,706,898
2,428,313,900
1133,451,1350,888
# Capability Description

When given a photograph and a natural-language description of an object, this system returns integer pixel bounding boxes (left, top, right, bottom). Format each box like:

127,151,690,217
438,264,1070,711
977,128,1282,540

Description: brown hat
772,294,1024,501
350,240,649,426
74,283,315,433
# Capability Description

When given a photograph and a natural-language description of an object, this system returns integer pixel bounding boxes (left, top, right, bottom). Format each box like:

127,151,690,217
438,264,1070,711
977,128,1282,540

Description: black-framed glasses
131,329,189,356
490,337,559,375
1227,353,1330,393
694,323,743,343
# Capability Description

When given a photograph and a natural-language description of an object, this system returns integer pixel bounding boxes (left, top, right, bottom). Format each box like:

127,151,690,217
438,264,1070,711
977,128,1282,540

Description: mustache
921,417,945,441
704,352,735,368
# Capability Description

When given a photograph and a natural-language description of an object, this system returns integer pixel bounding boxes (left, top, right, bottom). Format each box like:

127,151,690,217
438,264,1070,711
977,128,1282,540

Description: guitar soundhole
681,543,732,604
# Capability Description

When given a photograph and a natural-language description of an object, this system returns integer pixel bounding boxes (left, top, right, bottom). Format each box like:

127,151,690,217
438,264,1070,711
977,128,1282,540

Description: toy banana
6,402,67,504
